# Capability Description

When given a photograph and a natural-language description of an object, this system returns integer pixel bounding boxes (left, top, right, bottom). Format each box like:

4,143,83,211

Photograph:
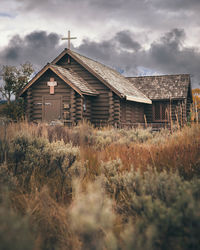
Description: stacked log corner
27,89,33,122
70,89,76,125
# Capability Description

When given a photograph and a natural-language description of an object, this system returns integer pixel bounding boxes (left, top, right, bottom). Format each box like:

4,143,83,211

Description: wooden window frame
153,101,169,122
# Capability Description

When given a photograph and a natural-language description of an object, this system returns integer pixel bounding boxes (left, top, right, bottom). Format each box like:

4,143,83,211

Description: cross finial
61,30,77,50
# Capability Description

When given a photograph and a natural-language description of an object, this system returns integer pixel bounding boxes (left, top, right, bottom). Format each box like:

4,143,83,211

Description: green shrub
121,180,200,250
0,122,199,249
8,133,79,200
100,162,200,249
2,98,25,121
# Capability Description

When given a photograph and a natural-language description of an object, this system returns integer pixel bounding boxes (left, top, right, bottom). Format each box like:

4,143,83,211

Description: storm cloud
74,28,200,86
1,28,199,87
11,0,200,32
0,31,65,72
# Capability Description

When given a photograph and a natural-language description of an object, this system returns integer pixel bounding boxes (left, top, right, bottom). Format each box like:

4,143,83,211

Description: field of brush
0,121,200,250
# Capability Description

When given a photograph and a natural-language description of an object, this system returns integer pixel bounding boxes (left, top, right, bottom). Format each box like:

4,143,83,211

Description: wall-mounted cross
61,30,77,50
47,77,57,94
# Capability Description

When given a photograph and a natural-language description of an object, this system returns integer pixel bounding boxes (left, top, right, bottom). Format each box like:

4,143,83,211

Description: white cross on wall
47,78,57,94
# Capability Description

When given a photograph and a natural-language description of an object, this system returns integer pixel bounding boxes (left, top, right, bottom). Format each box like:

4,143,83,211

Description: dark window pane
154,102,169,121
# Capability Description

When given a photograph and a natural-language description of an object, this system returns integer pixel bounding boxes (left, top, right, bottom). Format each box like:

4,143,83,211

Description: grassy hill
0,122,200,250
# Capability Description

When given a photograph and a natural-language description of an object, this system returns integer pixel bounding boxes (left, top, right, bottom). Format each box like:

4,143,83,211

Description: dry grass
0,121,200,249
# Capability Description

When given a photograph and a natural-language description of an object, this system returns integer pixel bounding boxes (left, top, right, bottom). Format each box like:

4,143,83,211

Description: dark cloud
15,0,200,16
148,29,200,85
149,28,186,66
0,31,64,72
152,0,200,11
75,28,200,87
115,31,141,51
14,0,200,30
0,29,199,87
16,0,200,11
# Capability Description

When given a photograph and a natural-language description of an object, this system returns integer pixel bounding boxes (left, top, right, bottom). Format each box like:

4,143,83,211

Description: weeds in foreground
0,122,200,249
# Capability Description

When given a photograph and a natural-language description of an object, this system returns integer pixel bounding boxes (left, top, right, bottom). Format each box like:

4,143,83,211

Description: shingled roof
127,74,191,100
52,49,152,104
19,63,98,97
51,65,98,96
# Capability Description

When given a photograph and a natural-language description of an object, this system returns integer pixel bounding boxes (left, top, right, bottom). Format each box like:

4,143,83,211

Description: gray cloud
16,0,200,11
75,28,200,87
13,0,200,30
0,31,64,71
152,0,200,11
0,28,199,88
115,31,141,51
148,29,200,85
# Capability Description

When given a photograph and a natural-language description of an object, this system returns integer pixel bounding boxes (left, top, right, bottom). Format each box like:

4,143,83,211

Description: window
153,102,169,122
83,99,87,112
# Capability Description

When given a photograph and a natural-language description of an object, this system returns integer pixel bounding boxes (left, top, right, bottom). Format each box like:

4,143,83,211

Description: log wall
120,100,145,125
57,55,110,126
144,100,188,125
24,53,192,128
27,69,72,123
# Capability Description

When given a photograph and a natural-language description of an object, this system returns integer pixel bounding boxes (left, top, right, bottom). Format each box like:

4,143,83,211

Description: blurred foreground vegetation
0,121,200,250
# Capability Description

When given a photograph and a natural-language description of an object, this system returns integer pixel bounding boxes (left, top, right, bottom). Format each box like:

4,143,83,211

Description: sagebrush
0,122,200,250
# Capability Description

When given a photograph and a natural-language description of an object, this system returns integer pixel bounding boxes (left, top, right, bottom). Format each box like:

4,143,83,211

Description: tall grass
0,121,200,249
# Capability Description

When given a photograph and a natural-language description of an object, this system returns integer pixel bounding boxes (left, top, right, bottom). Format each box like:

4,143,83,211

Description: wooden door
43,96,62,122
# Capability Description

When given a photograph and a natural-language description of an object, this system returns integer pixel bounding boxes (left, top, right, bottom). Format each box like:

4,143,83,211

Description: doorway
43,96,62,122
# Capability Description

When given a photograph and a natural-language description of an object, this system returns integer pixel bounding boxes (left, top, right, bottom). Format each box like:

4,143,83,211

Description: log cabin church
19,48,192,128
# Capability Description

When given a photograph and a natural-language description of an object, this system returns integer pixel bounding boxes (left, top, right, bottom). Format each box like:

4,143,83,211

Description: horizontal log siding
75,93,83,123
57,55,110,126
108,92,114,125
144,104,152,123
31,70,72,122
70,89,76,124
26,89,33,122
113,94,120,126
83,96,92,122
120,100,145,124
146,100,188,126
23,93,28,120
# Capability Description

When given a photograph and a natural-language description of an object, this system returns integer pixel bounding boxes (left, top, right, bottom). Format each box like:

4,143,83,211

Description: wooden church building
19,48,192,128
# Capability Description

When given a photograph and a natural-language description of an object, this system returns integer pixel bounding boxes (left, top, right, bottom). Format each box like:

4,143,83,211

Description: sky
0,0,200,89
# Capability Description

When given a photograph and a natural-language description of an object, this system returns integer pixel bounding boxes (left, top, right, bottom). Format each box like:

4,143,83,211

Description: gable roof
127,74,191,100
51,65,98,95
52,49,152,104
19,63,98,97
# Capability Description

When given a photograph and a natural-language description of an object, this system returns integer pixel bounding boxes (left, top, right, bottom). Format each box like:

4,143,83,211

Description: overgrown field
0,121,200,250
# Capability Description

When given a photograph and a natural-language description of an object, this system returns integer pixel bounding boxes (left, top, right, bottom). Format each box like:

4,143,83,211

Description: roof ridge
71,50,119,73
127,74,190,79
68,50,152,104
